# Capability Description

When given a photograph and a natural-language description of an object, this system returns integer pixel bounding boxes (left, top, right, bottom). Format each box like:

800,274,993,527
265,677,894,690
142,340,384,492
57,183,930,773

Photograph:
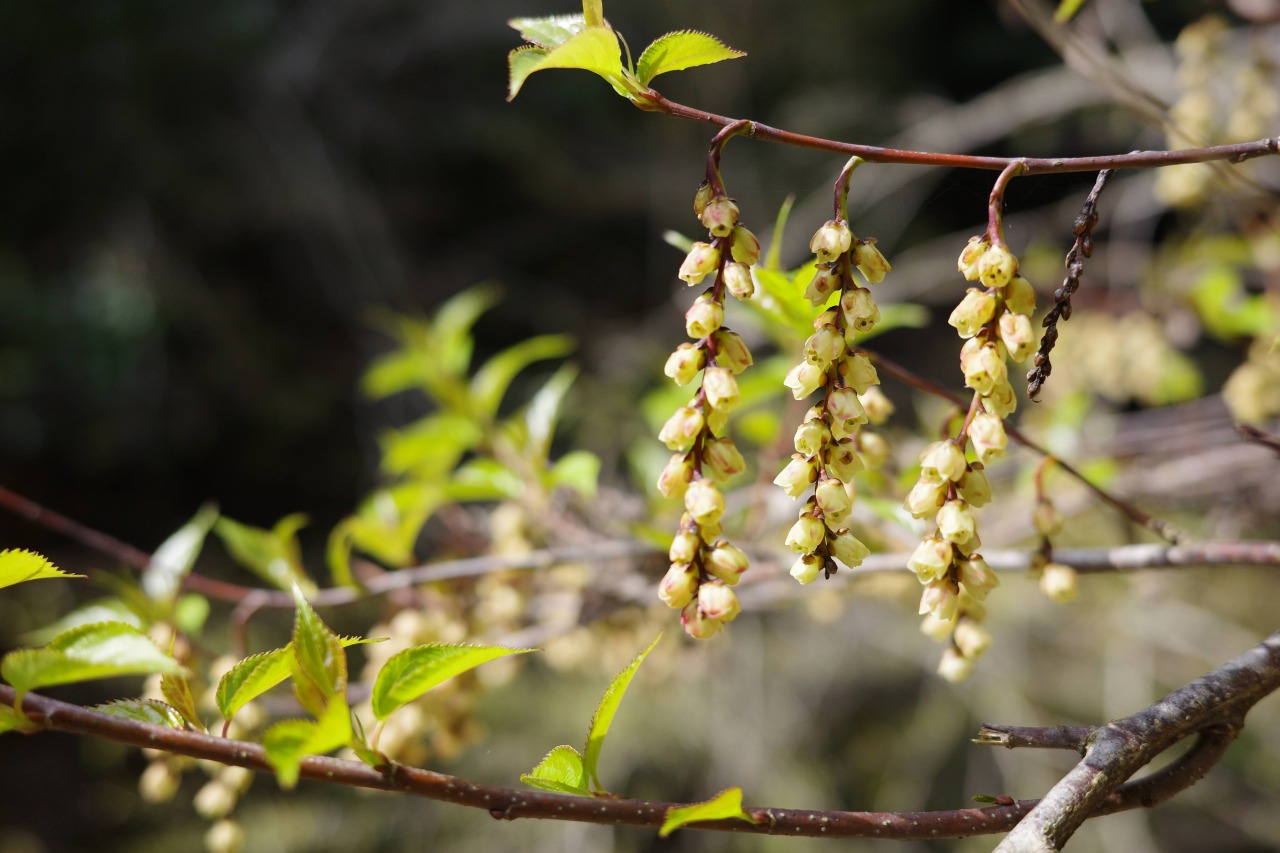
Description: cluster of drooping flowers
775,212,892,586
655,181,760,639
905,233,1037,681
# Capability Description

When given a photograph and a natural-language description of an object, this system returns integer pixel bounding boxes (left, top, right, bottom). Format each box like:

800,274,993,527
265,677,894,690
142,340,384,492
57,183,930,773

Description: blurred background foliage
1,0,1279,851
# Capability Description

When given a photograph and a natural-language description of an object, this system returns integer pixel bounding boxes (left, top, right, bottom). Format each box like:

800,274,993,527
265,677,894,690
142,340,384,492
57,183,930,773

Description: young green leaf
1054,0,1090,22
216,647,291,723
659,787,761,837
371,643,534,722
263,696,353,789
470,334,574,420
635,31,745,87
0,703,24,734
509,14,588,49
507,27,625,102
143,504,218,605
93,698,189,729
24,597,145,644
161,673,205,732
448,459,525,501
2,622,183,701
547,450,600,498
525,363,579,459
290,584,347,718
581,0,603,28
519,745,590,795
214,514,315,593
0,549,84,589
583,631,661,791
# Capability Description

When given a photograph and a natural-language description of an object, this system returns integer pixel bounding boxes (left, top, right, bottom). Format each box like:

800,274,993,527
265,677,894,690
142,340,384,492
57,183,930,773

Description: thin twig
1237,424,1280,456
974,724,1095,753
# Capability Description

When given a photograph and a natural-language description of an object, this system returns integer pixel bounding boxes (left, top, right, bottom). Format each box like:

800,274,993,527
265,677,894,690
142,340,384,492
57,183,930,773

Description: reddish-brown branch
634,90,1280,175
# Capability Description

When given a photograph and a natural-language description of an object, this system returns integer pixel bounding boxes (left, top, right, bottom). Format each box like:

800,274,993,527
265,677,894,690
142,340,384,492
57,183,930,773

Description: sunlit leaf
583,632,661,791
764,195,796,271
24,597,145,645
143,504,218,605
214,514,315,593
93,698,188,729
448,459,525,501
2,622,183,701
379,412,483,478
263,696,353,789
372,643,534,721
174,593,211,637
1054,0,1090,22
660,787,760,837
636,31,745,86
471,334,574,420
509,14,588,49
548,450,600,498
290,584,346,718
161,673,205,732
0,703,24,734
525,364,579,458
216,647,291,723
520,745,591,795
582,0,603,28
0,549,83,589
508,27,625,101
430,283,503,378
344,484,444,569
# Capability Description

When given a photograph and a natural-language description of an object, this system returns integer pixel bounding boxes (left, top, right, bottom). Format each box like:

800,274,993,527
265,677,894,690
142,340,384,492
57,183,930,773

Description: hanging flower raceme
775,213,890,586
656,181,761,639
907,234,1037,681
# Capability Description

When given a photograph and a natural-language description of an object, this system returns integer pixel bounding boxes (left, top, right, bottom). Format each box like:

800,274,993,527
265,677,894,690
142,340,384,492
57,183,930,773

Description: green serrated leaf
470,334,574,420
660,787,760,837
143,504,218,605
214,514,314,594
520,744,590,795
636,31,745,86
161,673,205,732
290,584,346,718
371,643,534,722
0,549,84,589
263,696,353,789
94,698,188,729
24,597,145,645
2,622,183,700
548,450,600,498
507,27,625,101
583,631,661,791
216,647,291,723
509,14,588,48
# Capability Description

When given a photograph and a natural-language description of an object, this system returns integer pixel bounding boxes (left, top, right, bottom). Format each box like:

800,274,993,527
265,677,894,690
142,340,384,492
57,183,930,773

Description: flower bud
794,418,830,457
826,387,865,424
957,555,999,599
678,242,721,285
785,513,826,553
920,613,957,642
936,500,977,545
857,431,892,469
805,324,845,368
692,181,714,217
957,235,990,281
790,552,824,585
998,311,1035,363
730,226,761,265
705,540,750,585
205,819,246,853
829,529,869,567
838,353,879,394
722,261,754,300
664,342,705,386
698,581,741,622
700,196,739,237
920,440,967,482
681,601,724,639
854,239,892,284
858,386,894,425
696,516,723,544
684,479,725,525
978,243,1017,289
669,531,700,564
784,360,826,400
904,474,947,519
816,478,853,529
952,528,982,557
139,760,181,804
948,288,997,338
969,412,1007,465
774,454,816,498
703,436,745,482
1033,501,1063,537
810,219,853,263
919,579,959,622
711,330,752,374
804,267,841,305
908,536,953,583
961,341,1007,395
703,367,740,412
983,380,1017,419
957,587,987,621
194,781,237,820
824,438,864,481
656,453,693,499
658,406,704,452
685,295,724,338
1040,562,1078,603
954,619,992,660
1004,276,1036,315
937,647,975,683
658,562,699,609
705,404,729,437
813,308,839,330
840,287,881,334
956,466,991,507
